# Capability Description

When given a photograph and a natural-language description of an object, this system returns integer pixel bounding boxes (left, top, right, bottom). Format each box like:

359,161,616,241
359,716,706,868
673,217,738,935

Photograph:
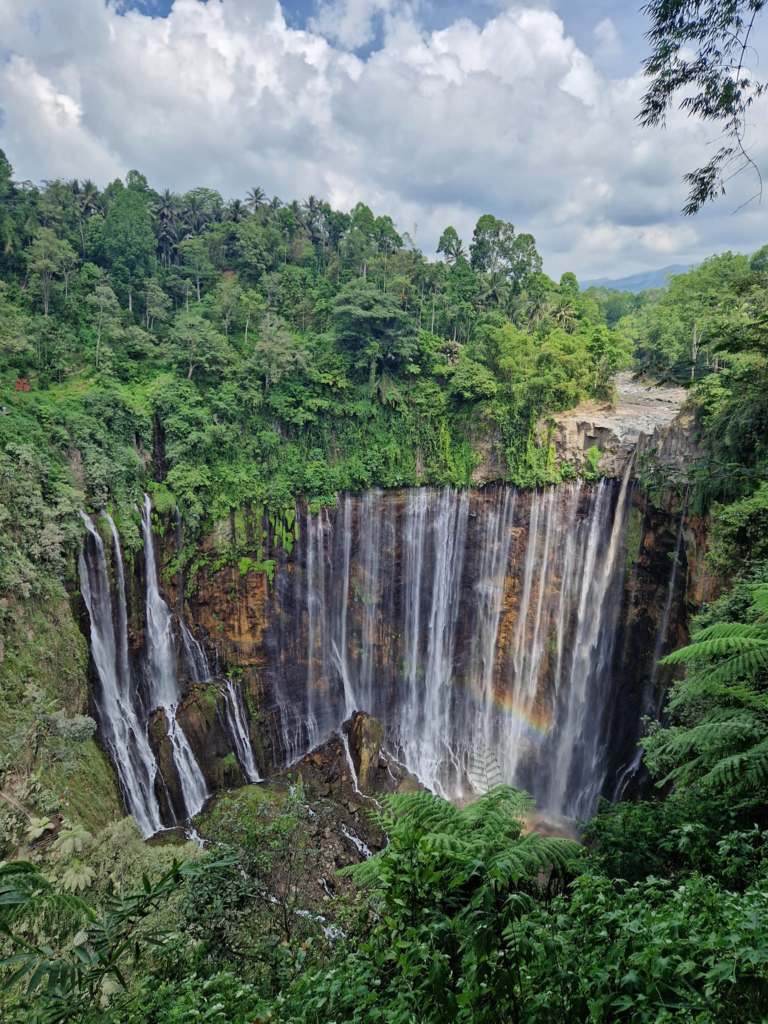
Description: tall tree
251,312,309,390
86,281,121,367
333,279,417,385
26,228,75,316
245,186,267,212
102,186,155,312
234,219,270,284
168,311,228,379
152,189,180,267
179,236,214,302
437,226,466,264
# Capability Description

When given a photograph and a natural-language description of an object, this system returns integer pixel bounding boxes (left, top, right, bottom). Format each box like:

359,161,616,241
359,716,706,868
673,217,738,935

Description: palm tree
301,195,322,225
79,180,100,218
225,198,247,224
245,186,266,212
209,195,225,223
151,189,181,266
478,271,511,311
524,291,550,328
551,297,578,333
183,193,209,235
153,188,179,224
71,178,100,255
287,198,305,227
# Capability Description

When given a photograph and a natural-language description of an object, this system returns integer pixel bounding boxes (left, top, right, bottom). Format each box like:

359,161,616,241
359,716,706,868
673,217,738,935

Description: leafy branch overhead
641,0,768,214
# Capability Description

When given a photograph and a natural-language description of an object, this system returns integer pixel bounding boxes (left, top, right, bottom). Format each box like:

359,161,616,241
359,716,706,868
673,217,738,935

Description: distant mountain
580,264,697,294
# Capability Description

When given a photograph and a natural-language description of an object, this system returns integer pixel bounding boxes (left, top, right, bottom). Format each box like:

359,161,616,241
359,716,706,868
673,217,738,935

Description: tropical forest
1,1,768,1022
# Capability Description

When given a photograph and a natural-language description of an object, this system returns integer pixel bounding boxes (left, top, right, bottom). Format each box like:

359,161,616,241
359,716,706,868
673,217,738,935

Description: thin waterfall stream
179,619,261,784
139,494,209,820
78,513,162,836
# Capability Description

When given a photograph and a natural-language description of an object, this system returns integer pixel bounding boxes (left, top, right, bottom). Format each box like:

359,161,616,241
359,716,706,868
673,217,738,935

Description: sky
1,0,767,280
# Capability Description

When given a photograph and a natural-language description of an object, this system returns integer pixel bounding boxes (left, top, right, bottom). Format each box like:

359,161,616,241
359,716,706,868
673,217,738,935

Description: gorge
77,442,693,834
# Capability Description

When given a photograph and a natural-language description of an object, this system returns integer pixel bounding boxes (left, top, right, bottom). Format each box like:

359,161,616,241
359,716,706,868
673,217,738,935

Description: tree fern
468,747,503,795
343,785,581,888
648,581,768,803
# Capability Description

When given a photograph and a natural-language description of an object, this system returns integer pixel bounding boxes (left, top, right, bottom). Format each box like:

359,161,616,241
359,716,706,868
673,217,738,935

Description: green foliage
0,158,628,577
708,483,768,575
583,444,602,483
640,0,768,215
0,856,233,1022
101,187,155,307
517,861,768,1023
644,572,768,808
3,156,768,1024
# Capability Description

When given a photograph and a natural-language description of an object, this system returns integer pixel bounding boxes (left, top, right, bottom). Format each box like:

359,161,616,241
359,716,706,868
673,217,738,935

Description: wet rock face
157,484,692,819
147,708,179,827
343,712,383,793
83,478,698,830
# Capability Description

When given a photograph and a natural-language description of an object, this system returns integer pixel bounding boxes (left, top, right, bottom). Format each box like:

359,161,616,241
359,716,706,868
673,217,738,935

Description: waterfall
398,487,470,795
77,476,678,819
359,489,383,715
651,512,686,678
265,480,640,818
78,513,162,836
222,679,262,783
468,488,516,760
180,619,261,784
332,494,356,718
179,619,210,686
139,494,208,819
543,462,634,817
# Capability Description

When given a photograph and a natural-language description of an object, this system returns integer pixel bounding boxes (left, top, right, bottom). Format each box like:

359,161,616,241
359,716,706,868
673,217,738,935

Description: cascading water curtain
270,478,635,818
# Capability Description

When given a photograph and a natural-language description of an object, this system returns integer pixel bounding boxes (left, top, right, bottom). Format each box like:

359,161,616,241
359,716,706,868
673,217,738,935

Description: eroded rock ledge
542,372,697,480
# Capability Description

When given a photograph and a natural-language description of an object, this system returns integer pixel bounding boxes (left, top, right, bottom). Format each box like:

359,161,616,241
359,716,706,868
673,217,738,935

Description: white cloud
593,17,621,61
0,0,766,278
309,0,395,49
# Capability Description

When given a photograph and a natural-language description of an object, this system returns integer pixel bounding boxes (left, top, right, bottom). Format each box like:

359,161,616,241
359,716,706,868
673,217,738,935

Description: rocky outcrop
342,712,423,796
343,712,383,793
543,373,697,481
468,425,509,484
147,689,246,823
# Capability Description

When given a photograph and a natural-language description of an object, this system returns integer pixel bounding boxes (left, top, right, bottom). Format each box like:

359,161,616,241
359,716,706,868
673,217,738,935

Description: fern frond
732,737,768,792
747,584,768,618
468,748,503,795
662,635,768,665
692,623,768,641
699,682,768,714
700,735,768,792
705,646,768,686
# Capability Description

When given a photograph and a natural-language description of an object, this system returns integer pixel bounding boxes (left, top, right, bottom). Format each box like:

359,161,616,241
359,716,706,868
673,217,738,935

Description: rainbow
490,690,552,741
453,676,553,742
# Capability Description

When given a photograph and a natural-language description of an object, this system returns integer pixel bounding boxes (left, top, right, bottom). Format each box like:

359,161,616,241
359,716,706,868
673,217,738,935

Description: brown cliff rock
343,712,383,793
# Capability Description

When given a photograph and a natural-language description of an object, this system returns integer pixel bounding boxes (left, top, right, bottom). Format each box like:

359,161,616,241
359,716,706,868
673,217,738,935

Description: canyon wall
126,480,690,823
79,377,708,830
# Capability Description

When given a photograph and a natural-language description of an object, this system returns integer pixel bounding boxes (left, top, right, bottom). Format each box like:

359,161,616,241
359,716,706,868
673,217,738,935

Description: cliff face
115,482,692,821
76,463,706,830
